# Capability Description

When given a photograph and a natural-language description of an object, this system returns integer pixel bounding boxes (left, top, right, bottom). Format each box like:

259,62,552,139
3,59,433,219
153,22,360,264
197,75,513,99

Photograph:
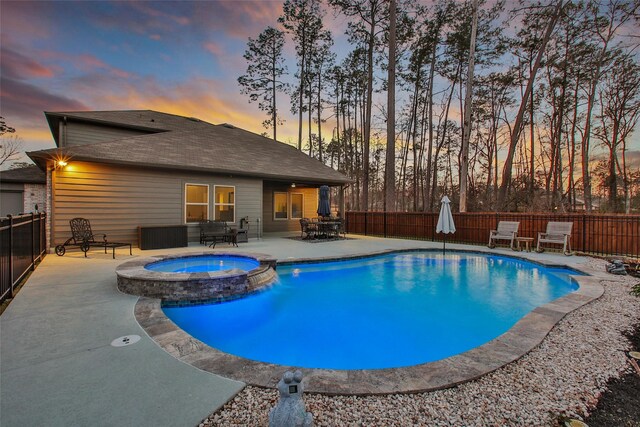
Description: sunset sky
1,0,352,156
1,0,637,168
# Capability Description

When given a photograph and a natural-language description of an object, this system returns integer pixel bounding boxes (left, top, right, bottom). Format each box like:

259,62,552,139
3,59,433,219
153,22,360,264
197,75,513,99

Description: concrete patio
0,233,598,426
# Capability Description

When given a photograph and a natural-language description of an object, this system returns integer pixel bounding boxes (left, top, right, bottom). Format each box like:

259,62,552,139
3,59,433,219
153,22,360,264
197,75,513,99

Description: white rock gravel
201,258,640,427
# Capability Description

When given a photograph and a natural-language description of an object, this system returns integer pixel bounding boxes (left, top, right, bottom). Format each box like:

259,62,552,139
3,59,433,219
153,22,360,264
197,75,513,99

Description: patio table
317,221,340,239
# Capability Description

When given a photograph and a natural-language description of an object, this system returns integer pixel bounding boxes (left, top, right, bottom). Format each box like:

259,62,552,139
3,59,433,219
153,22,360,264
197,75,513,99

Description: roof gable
31,110,351,185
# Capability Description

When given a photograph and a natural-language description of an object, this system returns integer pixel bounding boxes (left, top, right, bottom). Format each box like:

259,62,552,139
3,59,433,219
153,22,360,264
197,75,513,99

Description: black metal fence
1,213,47,304
345,211,640,259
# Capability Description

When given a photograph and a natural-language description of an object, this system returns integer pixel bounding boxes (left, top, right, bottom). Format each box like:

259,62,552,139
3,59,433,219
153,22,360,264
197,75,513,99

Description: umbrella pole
443,234,446,256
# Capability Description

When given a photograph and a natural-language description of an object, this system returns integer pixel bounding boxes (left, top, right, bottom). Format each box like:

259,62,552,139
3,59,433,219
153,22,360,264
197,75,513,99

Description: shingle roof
30,110,351,185
0,165,46,184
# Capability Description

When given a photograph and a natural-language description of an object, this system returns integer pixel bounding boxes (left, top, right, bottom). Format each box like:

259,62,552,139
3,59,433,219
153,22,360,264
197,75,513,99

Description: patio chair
300,218,317,239
536,221,573,255
488,221,519,249
199,220,230,248
332,218,346,239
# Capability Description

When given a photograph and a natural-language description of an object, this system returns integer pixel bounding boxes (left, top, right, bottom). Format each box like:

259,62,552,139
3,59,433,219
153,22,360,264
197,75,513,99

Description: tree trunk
384,0,396,212
431,80,457,210
529,75,535,197
297,41,306,151
318,65,323,162
425,45,438,211
272,46,277,142
459,0,478,213
568,76,580,211
362,18,375,211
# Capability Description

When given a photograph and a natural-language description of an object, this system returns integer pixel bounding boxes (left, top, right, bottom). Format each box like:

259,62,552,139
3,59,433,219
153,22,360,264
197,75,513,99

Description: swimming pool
163,251,582,370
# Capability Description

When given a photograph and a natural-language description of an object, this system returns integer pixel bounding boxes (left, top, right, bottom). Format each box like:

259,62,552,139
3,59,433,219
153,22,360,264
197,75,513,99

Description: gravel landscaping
201,258,640,427
584,322,640,427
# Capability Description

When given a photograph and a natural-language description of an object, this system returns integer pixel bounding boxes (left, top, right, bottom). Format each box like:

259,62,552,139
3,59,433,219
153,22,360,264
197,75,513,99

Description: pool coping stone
135,248,604,395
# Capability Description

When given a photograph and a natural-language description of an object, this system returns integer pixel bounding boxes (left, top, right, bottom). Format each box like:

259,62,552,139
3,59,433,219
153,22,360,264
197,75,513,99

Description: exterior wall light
291,183,296,188
56,160,68,168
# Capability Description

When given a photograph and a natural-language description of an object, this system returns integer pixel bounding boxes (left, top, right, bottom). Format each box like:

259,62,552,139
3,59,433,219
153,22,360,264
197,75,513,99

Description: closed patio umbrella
317,185,331,217
436,195,456,255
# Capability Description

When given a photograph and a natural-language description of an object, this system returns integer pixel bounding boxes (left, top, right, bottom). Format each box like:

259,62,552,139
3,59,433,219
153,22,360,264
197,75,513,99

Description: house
0,165,46,217
27,110,351,249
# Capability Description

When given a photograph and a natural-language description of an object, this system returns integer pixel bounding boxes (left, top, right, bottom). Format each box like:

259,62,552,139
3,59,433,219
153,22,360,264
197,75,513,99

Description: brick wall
23,183,46,214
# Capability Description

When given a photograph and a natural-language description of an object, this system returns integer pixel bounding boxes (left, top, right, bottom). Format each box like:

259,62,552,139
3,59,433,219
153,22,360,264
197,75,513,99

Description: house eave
26,152,352,186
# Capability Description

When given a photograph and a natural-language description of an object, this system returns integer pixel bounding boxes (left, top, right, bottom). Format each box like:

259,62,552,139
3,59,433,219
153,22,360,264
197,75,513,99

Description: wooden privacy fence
0,213,47,304
344,211,640,259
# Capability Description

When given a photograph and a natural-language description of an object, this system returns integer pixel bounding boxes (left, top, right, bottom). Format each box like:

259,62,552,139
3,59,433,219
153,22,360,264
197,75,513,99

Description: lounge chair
488,221,519,249
199,220,231,248
55,217,132,259
536,221,573,255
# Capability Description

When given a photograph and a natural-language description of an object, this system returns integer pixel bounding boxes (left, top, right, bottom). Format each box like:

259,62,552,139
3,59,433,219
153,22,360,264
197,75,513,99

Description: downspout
47,159,55,252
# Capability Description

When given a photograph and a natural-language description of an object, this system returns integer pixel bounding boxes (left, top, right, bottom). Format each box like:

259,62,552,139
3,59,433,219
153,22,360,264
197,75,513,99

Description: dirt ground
585,322,640,427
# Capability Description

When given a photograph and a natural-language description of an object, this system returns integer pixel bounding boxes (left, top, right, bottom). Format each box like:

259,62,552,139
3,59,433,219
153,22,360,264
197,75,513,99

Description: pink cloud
0,77,88,121
0,47,57,79
0,2,54,41
66,53,132,79
129,2,191,26
191,1,283,39
218,1,283,26
149,34,162,41
174,16,190,26
91,2,191,39
203,41,224,57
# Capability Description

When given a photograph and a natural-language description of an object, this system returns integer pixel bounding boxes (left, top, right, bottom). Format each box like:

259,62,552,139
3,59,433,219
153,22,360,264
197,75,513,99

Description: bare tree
330,0,388,211
0,117,22,167
497,0,565,210
279,0,324,150
579,0,638,211
594,52,640,212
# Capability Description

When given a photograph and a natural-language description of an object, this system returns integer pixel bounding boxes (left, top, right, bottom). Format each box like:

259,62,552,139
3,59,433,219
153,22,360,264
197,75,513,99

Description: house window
185,184,208,223
274,192,288,220
215,186,235,222
291,193,303,219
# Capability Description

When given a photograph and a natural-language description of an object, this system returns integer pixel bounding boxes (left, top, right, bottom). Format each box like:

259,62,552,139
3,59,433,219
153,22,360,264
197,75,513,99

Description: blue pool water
163,252,581,369
146,255,259,273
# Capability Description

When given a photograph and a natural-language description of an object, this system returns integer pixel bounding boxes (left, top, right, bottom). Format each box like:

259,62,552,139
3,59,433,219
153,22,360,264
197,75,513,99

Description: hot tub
116,252,277,306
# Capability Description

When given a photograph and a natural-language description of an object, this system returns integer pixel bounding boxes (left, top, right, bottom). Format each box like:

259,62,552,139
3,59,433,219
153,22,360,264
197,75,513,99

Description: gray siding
52,161,262,247
63,121,152,147
1,190,23,216
262,182,318,233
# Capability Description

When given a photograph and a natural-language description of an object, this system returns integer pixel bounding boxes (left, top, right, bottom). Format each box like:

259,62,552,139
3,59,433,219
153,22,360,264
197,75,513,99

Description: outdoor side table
515,237,534,252
228,228,247,246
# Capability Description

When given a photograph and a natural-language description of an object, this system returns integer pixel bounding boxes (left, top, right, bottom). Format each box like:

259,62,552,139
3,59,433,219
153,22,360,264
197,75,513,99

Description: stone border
117,252,277,304
135,249,604,395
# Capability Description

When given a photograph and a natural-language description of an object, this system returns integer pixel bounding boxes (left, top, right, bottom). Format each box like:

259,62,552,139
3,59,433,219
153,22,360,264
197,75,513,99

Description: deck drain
111,335,141,347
